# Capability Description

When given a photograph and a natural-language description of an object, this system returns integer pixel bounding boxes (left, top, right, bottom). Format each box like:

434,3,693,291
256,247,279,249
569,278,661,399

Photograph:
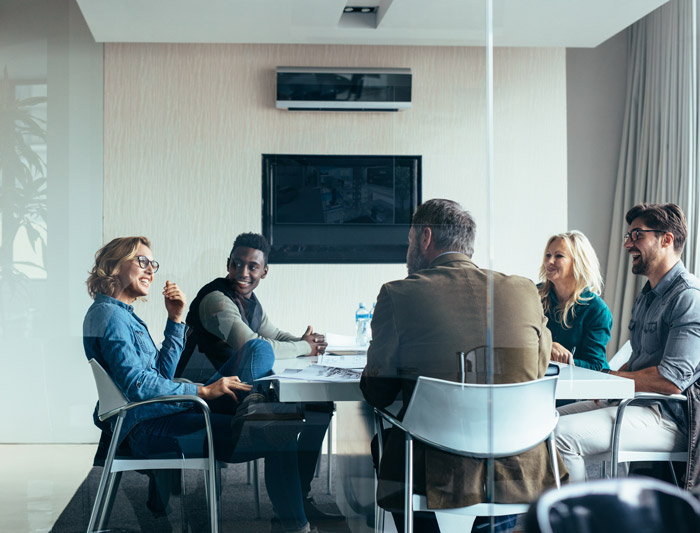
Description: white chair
87,359,219,533
374,375,560,533
610,392,688,484
608,340,633,371
605,341,688,483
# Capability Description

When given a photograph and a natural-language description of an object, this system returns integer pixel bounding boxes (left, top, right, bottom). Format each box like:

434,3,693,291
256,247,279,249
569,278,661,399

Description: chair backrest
89,359,129,420
525,477,700,533
609,340,632,371
401,375,558,457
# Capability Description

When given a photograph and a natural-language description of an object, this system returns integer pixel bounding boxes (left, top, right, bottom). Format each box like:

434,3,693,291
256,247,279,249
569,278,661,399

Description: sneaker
303,496,345,522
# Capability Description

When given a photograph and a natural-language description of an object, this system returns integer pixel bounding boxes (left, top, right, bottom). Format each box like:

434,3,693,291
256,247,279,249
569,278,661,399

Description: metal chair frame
374,375,560,533
87,359,219,533
610,391,688,483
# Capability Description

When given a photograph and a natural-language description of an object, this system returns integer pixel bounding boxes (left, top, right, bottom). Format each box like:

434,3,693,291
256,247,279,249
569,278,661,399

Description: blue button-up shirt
628,260,700,428
83,294,197,443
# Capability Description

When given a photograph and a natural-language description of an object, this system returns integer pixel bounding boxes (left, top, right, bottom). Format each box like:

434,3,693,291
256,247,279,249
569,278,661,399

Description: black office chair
524,477,700,533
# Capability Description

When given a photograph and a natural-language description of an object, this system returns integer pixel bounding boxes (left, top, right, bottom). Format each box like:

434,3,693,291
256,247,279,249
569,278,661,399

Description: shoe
303,496,346,522
237,391,267,412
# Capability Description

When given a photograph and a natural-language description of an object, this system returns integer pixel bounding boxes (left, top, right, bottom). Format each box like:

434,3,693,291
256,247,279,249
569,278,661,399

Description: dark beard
632,260,648,276
407,246,430,275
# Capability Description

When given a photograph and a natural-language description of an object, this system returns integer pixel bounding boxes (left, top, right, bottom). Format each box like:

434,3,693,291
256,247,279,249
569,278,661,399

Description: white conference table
271,357,635,402
271,356,635,532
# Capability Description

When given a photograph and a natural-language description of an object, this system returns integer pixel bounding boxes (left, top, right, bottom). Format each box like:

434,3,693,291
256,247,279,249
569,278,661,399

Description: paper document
318,354,367,369
258,364,362,383
325,332,368,355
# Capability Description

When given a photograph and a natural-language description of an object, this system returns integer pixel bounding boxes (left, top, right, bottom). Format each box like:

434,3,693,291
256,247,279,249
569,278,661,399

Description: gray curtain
605,0,698,353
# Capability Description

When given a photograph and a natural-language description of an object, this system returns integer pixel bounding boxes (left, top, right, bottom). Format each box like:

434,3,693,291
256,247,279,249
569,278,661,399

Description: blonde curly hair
87,236,151,299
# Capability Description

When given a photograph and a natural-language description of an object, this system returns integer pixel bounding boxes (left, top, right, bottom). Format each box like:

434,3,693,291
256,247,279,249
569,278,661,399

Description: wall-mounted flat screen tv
262,154,422,263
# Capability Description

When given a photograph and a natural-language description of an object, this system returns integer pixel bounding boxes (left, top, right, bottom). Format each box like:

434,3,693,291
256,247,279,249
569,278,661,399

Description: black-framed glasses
136,255,159,273
623,228,666,244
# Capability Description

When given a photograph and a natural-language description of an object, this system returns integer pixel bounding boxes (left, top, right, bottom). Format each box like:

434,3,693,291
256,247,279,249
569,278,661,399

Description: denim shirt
628,261,700,429
83,294,197,443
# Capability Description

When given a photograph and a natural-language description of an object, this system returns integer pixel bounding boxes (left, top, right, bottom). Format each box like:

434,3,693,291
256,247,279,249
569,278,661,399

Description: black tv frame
262,154,422,264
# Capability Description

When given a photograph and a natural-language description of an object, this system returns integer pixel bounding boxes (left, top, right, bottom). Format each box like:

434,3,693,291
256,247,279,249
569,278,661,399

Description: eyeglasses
136,255,159,273
623,228,665,244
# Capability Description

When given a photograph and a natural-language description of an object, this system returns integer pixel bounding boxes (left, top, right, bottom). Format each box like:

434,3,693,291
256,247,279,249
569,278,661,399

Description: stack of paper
259,364,362,383
325,332,368,355
318,354,366,369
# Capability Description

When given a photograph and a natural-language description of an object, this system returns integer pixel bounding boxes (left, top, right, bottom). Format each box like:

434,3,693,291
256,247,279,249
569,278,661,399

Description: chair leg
204,469,220,533
97,471,122,531
326,415,333,495
405,435,413,533
247,461,252,485
548,434,561,489
668,461,680,487
87,420,122,533
375,505,385,533
253,459,261,519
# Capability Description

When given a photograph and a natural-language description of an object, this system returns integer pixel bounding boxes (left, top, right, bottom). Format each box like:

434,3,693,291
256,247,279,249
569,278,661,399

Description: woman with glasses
538,231,612,370
82,236,317,533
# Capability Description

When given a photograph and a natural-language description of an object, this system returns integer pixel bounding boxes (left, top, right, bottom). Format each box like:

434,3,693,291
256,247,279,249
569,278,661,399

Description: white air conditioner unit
276,67,411,112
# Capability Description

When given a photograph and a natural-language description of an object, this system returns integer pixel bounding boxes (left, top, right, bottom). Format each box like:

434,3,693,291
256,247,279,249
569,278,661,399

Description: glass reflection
0,70,47,339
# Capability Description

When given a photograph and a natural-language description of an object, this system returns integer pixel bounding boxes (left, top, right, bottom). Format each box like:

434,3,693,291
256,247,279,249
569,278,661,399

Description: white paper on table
325,332,367,354
257,364,362,383
318,354,367,369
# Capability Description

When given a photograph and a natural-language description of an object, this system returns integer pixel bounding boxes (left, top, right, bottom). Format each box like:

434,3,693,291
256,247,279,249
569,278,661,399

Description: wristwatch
600,368,612,374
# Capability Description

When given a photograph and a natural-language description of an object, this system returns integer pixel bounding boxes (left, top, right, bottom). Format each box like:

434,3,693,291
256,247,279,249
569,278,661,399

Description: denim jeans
204,338,275,412
231,338,275,394
129,339,308,530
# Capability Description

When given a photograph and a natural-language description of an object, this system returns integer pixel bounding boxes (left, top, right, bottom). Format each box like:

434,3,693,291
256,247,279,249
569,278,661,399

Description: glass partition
3,0,689,532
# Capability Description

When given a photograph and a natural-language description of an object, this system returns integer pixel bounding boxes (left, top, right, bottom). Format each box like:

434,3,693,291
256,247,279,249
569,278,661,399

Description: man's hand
302,325,328,356
197,376,253,402
163,281,186,323
550,342,574,364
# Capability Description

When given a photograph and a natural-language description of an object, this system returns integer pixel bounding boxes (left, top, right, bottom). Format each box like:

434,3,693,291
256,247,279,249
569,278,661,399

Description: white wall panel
103,43,566,341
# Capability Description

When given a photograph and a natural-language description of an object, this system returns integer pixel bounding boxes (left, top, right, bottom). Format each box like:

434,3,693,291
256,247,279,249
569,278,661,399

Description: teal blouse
541,286,612,371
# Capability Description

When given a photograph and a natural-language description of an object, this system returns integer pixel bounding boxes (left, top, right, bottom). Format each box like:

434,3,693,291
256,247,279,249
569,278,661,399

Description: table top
271,357,635,402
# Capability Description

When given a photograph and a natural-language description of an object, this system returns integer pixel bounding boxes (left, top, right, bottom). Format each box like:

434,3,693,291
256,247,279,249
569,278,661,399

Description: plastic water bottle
369,302,376,341
355,303,370,346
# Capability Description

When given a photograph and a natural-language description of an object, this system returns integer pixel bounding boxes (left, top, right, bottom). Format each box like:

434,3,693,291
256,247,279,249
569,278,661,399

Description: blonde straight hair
87,236,151,299
538,231,603,329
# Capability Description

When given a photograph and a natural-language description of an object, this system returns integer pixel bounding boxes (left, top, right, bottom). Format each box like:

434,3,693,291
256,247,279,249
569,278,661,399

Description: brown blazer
360,253,568,511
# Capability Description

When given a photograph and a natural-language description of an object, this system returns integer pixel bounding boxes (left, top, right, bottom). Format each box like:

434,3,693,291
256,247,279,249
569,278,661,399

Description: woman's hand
550,342,574,364
163,280,186,323
197,376,253,402
302,325,328,356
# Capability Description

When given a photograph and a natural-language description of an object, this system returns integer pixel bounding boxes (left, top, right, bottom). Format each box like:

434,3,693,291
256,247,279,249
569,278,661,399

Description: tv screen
262,154,422,263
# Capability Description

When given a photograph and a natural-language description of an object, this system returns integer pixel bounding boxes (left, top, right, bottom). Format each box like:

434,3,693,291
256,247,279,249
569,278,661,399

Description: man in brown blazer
360,198,567,532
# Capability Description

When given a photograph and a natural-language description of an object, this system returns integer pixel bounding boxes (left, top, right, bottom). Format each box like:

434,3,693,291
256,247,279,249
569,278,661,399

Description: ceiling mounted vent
276,67,411,112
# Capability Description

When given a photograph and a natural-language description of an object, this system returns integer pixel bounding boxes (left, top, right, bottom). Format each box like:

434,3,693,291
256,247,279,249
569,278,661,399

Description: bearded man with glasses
556,203,700,488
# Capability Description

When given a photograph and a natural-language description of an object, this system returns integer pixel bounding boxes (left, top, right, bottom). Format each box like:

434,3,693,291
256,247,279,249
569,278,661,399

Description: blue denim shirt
83,294,197,443
628,260,700,429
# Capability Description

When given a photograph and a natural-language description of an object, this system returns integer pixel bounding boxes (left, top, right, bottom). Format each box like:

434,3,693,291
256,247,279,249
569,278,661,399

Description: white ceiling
76,0,668,48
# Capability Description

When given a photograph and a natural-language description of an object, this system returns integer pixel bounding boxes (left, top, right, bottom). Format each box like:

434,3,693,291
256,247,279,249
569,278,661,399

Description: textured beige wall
104,43,566,337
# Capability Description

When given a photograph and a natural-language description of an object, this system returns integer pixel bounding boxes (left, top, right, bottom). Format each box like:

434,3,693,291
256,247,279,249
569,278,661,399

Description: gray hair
412,199,476,257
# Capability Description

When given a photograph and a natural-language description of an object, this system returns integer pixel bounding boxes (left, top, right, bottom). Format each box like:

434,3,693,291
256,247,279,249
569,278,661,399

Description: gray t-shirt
628,260,700,429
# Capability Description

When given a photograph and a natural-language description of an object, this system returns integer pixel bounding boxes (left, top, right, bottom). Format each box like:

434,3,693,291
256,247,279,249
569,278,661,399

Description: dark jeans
129,339,308,530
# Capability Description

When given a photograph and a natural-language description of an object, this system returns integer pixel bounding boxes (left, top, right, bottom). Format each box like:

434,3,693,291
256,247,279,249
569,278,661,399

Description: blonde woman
538,231,612,370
